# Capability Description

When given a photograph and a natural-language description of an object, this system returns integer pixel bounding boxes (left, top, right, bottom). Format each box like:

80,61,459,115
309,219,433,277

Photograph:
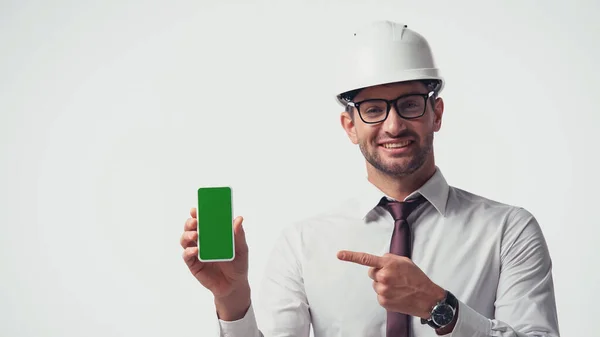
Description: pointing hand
337,250,446,319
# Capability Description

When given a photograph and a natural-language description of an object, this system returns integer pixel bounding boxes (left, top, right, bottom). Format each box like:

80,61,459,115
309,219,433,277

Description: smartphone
197,186,235,262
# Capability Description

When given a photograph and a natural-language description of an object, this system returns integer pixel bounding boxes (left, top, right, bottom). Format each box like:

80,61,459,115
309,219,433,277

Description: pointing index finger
337,250,384,268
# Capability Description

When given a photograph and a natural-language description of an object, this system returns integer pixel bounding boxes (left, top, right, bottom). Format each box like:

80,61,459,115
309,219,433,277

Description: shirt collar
356,166,450,219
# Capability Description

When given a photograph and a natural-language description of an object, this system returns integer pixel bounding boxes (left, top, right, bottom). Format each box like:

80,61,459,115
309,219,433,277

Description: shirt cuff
446,299,492,337
217,303,260,337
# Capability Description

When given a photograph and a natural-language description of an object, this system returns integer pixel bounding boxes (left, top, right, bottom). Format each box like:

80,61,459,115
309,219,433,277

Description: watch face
432,304,454,326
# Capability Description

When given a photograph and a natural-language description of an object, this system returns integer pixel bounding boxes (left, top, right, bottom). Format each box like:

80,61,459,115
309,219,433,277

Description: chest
301,216,500,337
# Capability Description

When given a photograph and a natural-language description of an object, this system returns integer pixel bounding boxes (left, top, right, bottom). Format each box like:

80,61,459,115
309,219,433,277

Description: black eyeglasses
347,91,435,124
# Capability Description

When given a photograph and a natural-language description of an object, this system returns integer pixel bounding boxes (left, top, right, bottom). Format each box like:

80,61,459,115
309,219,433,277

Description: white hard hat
333,20,444,106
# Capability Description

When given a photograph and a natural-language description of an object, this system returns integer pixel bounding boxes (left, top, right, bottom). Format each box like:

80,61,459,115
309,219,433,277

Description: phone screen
197,186,234,262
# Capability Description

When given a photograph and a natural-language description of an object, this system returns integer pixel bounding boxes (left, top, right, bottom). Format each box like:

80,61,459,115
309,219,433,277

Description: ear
432,97,444,132
340,111,359,144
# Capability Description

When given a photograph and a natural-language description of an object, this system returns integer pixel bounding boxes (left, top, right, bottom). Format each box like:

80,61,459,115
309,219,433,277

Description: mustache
378,130,419,142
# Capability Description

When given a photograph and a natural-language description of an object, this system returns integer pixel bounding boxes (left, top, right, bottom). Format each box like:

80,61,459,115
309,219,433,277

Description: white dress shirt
217,167,560,337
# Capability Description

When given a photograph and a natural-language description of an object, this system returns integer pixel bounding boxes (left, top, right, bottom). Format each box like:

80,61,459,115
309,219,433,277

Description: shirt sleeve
217,223,311,337
444,207,560,337
218,303,262,337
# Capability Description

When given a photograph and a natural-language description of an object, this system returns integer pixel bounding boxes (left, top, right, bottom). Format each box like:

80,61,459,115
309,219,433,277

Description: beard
359,132,434,177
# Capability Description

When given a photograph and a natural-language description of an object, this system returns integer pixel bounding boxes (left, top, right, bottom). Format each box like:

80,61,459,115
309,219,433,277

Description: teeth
383,141,411,149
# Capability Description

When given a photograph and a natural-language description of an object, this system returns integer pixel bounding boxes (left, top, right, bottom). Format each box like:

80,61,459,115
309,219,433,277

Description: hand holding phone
180,186,251,305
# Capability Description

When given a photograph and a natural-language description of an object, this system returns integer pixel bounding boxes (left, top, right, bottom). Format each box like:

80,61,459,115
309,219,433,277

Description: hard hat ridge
333,20,444,106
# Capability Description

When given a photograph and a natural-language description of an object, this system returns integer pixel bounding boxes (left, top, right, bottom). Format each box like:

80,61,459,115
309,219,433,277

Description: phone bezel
197,186,235,262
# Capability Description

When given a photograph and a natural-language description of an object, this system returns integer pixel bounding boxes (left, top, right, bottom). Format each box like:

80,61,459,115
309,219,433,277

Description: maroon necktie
380,195,427,337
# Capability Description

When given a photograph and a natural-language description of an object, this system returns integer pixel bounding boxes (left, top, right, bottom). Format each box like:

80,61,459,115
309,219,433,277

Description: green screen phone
197,186,235,262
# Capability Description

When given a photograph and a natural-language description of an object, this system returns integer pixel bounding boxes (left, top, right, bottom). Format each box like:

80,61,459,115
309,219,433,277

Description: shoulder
445,185,542,240
447,185,534,221
447,185,546,256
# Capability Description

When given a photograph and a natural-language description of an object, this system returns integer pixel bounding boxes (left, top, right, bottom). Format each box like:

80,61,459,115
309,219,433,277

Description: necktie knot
381,195,426,222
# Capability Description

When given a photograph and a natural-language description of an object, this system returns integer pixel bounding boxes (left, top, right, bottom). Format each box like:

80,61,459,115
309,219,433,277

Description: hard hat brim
335,69,444,106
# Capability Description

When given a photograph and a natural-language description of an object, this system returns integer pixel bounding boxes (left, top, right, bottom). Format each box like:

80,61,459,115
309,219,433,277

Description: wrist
421,287,459,333
214,282,251,321
422,284,447,319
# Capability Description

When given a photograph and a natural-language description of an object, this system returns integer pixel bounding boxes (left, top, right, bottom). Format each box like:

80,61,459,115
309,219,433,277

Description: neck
367,160,436,201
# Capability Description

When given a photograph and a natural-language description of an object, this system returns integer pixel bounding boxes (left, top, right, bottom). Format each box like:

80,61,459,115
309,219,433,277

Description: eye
360,101,387,115
365,107,384,114
398,98,423,112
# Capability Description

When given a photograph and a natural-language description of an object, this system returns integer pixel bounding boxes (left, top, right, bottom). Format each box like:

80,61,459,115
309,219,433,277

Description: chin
383,156,428,175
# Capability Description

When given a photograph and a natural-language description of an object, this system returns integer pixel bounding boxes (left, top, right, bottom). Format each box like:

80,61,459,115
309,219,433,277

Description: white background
1,0,598,336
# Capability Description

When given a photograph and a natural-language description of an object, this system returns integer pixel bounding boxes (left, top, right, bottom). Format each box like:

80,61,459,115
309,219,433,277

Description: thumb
233,216,248,256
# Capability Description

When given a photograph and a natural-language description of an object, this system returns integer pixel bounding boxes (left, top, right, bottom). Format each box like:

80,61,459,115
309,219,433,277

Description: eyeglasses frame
346,91,436,124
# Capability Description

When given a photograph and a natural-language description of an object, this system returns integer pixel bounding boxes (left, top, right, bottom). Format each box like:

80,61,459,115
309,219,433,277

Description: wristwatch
421,290,458,329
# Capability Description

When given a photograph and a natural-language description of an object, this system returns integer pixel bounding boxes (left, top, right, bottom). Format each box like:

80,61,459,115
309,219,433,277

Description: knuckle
186,217,197,228
180,231,196,246
184,247,197,261
377,294,389,307
182,248,192,260
397,257,412,270
379,284,390,297
378,271,390,284
359,255,371,265
382,254,395,265
373,282,389,296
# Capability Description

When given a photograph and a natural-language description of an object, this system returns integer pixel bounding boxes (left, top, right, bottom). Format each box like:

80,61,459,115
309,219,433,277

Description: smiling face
340,81,444,179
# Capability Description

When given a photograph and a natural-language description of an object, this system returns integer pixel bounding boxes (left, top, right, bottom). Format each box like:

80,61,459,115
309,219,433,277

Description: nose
382,106,407,134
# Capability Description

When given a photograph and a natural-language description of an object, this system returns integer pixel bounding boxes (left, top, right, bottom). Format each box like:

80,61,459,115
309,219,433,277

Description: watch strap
421,290,458,329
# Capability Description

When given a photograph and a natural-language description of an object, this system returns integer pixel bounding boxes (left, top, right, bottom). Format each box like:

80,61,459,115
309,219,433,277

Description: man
180,21,560,337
